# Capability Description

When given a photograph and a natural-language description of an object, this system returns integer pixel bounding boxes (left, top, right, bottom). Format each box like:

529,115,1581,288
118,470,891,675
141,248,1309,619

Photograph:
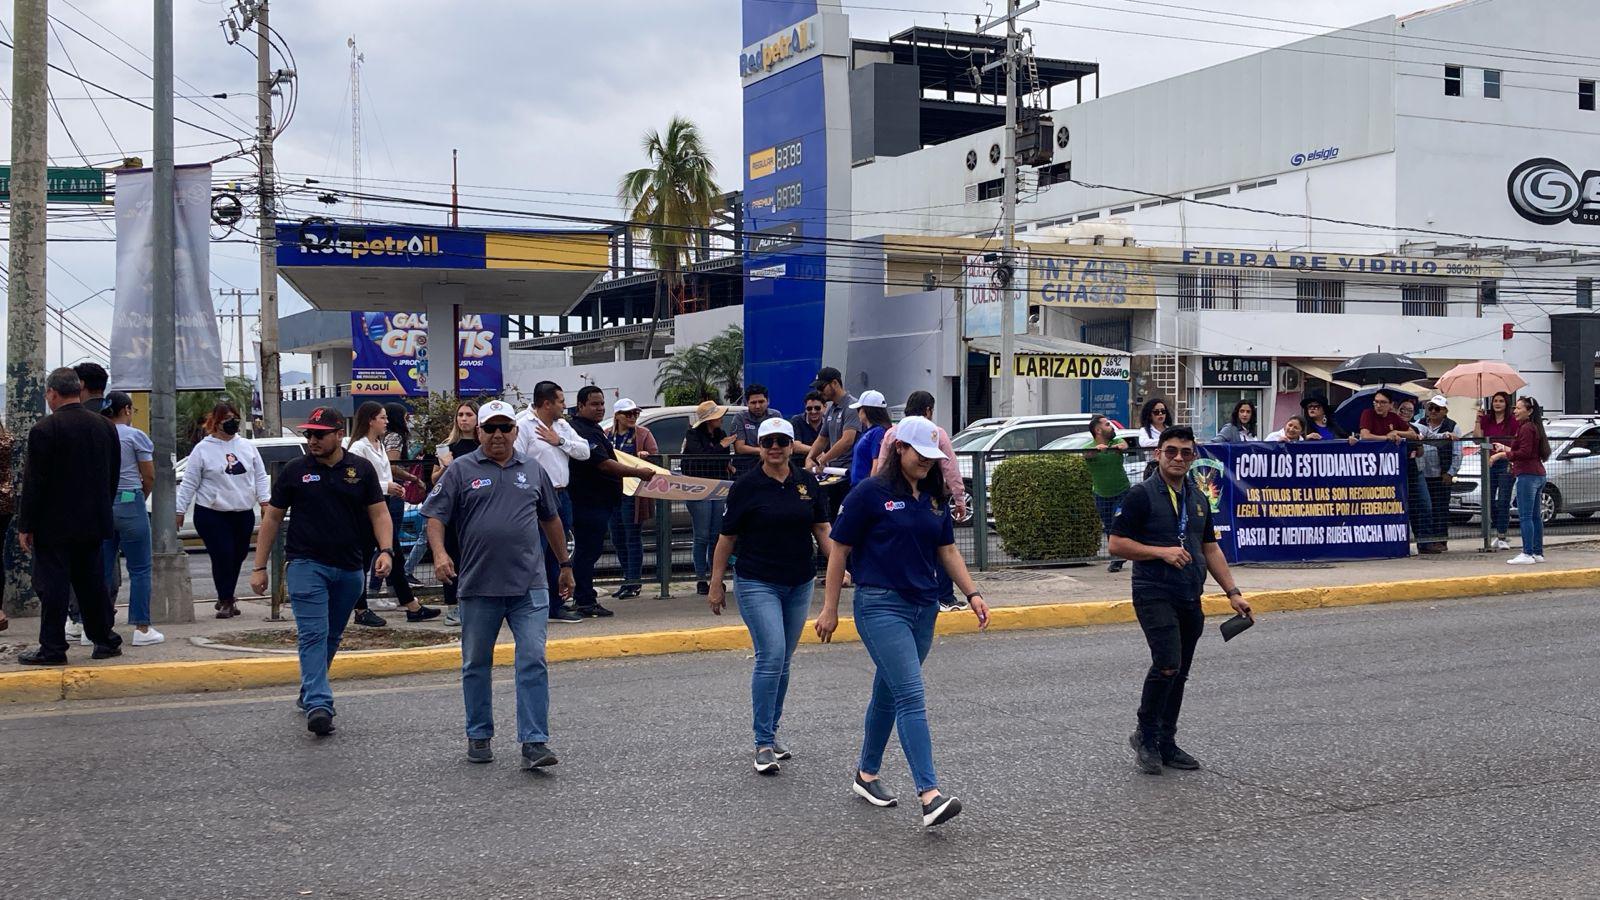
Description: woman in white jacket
176,400,269,618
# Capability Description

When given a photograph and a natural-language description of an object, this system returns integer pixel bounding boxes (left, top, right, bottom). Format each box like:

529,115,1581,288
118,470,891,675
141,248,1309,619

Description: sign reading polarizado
988,353,1131,380
350,312,503,396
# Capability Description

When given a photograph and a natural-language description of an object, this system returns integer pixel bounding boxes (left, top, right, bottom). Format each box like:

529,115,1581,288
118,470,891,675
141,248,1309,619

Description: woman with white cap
818,416,990,828
681,400,733,595
848,390,891,486
606,398,658,600
708,416,834,773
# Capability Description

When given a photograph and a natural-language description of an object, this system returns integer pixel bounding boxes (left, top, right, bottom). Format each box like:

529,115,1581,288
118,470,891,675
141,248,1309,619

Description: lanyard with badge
1169,477,1193,559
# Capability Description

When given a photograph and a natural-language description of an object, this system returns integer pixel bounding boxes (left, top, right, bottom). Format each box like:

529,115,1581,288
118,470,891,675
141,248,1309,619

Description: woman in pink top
1474,391,1519,549
1490,396,1551,565
871,392,967,610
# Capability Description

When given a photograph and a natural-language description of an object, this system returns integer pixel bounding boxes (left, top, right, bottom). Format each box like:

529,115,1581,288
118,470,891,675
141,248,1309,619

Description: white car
154,436,308,543
948,414,1104,522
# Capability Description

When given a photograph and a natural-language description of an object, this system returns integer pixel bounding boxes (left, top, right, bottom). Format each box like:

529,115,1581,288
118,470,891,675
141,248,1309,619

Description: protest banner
1197,442,1410,563
617,449,734,503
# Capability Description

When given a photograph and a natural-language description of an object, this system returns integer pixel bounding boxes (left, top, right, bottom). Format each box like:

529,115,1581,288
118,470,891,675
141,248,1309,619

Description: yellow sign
749,147,776,181
988,354,1131,380
1030,254,1157,309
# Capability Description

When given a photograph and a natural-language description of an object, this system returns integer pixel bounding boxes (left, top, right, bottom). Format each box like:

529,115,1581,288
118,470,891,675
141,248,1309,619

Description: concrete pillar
422,283,464,397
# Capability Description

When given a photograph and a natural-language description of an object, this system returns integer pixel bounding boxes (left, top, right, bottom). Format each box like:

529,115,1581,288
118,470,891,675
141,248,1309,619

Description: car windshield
950,428,998,450
1545,424,1582,439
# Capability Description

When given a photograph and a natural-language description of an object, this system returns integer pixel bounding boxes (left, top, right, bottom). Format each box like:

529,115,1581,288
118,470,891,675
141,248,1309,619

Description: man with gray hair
16,368,123,665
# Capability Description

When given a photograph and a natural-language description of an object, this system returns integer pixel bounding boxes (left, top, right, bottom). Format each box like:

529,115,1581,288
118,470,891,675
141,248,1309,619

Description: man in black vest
1109,425,1250,774
17,368,123,665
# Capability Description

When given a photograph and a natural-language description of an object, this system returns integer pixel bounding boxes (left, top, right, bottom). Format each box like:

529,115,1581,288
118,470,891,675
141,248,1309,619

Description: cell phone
1219,613,1254,642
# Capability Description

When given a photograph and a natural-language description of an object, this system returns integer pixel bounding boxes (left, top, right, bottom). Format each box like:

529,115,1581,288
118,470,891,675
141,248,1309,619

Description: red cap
301,407,345,432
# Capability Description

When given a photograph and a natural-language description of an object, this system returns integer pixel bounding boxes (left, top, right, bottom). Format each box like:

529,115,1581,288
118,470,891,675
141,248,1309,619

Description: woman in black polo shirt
818,416,990,828
708,417,834,775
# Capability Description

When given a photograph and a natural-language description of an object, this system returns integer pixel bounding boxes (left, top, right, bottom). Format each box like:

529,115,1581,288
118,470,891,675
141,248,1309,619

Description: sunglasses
1161,446,1197,460
1152,409,1168,416
303,430,337,441
806,406,823,412
480,422,515,434
759,435,793,449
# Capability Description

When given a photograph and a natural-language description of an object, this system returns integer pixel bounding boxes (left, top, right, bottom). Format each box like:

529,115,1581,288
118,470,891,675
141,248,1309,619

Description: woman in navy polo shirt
708,417,834,774
818,416,990,828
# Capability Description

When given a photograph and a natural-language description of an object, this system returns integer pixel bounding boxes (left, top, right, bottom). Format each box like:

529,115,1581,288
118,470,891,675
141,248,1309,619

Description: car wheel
952,491,974,525
1540,485,1560,526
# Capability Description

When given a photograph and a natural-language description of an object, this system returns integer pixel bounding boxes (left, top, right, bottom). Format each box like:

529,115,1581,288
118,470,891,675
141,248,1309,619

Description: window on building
1037,161,1072,188
1110,205,1136,215
976,177,1005,201
1195,186,1231,200
1139,200,1164,210
1296,278,1345,314
1237,178,1278,192
1483,69,1502,99
1582,80,1596,111
1445,65,1462,97
1480,279,1499,307
1078,211,1100,221
1579,277,1593,309
1402,283,1448,317
1178,272,1241,311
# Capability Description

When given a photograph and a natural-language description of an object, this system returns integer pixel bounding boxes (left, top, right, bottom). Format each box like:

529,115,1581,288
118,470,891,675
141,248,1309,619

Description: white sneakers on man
1507,553,1539,565
64,620,83,640
132,628,166,647
1491,538,1511,551
369,598,399,611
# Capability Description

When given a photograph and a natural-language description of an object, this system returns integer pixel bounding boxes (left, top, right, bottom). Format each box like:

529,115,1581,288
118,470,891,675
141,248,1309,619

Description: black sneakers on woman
405,605,442,623
852,773,897,807
920,792,962,827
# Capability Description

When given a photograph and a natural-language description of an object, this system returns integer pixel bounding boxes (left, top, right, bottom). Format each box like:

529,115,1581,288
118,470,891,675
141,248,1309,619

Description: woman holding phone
1491,396,1552,565
818,416,989,828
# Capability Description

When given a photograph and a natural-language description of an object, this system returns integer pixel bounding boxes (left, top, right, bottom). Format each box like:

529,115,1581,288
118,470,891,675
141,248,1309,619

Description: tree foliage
990,454,1102,561
654,325,744,405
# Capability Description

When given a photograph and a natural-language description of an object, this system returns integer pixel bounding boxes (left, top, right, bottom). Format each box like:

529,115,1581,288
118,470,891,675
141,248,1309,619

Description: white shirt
175,434,271,513
347,436,393,495
514,407,589,488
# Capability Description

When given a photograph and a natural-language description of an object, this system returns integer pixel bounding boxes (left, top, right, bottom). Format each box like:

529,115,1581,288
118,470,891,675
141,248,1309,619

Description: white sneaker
369,598,399,611
132,628,166,646
80,633,94,647
1533,554,1546,563
1507,553,1537,565
1492,538,1510,551
64,620,83,640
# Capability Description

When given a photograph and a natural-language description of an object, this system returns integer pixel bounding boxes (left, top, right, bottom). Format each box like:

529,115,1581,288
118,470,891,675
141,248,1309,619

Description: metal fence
365,438,1600,600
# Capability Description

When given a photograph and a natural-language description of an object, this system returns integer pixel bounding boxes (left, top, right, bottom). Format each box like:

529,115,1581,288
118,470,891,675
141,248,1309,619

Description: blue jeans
735,576,814,747
1489,459,1513,536
460,589,552,743
853,585,941,793
403,536,429,575
611,497,643,585
287,560,363,715
102,496,153,626
571,501,614,609
540,489,573,616
1515,474,1547,556
687,498,725,579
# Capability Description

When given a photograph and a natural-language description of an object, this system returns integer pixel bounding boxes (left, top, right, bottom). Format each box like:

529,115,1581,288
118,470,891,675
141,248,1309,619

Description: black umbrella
1331,351,1426,386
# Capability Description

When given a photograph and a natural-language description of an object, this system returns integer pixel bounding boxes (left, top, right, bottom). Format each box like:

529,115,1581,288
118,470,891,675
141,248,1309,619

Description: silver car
1450,421,1600,525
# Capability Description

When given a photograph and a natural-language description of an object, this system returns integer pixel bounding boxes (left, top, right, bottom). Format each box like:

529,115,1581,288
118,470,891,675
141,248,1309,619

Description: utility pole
150,0,195,623
256,1,282,435
216,288,260,378
980,1,1033,418
4,0,48,616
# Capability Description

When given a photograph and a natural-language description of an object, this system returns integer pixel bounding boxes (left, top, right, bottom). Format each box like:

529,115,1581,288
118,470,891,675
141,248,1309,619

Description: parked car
602,404,747,470
1450,420,1600,525
156,436,308,544
1040,428,1149,484
947,414,1099,523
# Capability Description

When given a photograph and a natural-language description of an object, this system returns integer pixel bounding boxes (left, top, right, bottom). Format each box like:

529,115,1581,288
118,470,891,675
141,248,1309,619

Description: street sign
0,165,107,203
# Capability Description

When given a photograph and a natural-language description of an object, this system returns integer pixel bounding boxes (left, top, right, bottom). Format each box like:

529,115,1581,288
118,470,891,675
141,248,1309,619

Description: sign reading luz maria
988,353,1131,380
1201,356,1272,388
1196,443,1410,564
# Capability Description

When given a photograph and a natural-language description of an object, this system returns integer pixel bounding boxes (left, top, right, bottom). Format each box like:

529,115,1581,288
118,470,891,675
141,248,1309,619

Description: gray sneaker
444,605,461,627
771,739,792,761
754,747,780,774
466,738,493,763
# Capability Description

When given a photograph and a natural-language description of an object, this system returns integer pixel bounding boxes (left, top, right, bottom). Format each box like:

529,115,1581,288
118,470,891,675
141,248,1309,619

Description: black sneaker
754,747,781,774
1161,741,1201,771
1107,559,1125,573
920,792,963,827
771,739,792,761
466,738,494,763
616,585,642,600
520,742,558,769
852,772,897,807
696,581,710,596
354,609,387,628
91,644,122,660
550,606,585,624
17,648,68,666
937,598,958,613
307,708,335,736
1129,730,1163,775
405,605,442,623
578,604,614,618
405,574,424,587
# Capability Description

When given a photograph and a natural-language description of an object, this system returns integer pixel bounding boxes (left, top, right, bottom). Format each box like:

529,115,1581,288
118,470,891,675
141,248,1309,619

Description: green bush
660,384,710,407
989,454,1102,561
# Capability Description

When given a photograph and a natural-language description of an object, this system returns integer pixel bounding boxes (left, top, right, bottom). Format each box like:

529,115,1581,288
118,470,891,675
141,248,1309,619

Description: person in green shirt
1084,415,1132,573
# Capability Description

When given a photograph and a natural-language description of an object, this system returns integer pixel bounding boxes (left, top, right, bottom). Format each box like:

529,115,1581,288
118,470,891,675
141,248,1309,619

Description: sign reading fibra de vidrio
350,312,503,396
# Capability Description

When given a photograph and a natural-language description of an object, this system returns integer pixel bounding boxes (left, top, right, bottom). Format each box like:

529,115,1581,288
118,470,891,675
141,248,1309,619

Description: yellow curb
4,567,1597,704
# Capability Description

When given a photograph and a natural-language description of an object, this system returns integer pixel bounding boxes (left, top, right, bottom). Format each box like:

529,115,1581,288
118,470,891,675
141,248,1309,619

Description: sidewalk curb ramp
4,567,1595,705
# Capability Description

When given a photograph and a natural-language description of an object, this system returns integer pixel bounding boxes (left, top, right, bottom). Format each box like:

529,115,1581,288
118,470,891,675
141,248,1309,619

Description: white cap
850,389,887,409
757,417,795,441
478,399,518,423
614,398,639,413
1427,394,1449,408
892,416,947,459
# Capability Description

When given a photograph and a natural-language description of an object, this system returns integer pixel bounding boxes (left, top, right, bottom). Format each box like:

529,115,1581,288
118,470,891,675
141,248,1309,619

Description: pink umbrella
1436,361,1527,398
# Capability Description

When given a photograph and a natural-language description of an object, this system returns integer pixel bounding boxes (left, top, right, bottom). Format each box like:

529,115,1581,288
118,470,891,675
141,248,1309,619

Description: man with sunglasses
1109,426,1250,775
251,407,393,737
788,390,827,463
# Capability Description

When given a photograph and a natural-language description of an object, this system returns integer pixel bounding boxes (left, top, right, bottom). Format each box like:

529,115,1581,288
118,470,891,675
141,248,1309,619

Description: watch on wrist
378,548,396,557
559,561,573,569
966,591,983,602
1226,588,1242,598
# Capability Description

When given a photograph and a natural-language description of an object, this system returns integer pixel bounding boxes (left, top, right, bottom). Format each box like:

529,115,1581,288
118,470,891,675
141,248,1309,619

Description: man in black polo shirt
250,408,392,737
567,385,656,618
1109,426,1250,775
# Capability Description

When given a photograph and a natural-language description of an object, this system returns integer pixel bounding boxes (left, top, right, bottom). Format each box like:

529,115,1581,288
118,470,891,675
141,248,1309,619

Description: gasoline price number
774,139,802,172
774,181,803,212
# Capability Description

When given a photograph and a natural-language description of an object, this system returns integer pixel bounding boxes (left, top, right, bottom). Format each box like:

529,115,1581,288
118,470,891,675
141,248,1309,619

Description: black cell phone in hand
1219,613,1254,642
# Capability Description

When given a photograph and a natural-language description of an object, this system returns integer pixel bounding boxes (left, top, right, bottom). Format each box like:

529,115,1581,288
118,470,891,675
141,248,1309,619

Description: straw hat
690,400,728,427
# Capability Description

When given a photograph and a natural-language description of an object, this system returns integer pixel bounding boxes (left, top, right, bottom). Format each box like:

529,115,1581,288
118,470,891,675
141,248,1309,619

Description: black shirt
448,437,479,461
18,402,119,543
567,417,621,507
720,464,828,586
269,451,384,570
1109,473,1218,601
789,413,822,460
681,426,731,480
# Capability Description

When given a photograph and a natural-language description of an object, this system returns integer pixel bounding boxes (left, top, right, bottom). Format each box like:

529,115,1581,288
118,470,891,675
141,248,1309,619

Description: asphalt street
4,590,1599,899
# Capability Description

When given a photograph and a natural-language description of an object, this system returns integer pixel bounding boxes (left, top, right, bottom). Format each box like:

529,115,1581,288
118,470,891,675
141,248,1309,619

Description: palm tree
618,116,721,350
654,326,744,405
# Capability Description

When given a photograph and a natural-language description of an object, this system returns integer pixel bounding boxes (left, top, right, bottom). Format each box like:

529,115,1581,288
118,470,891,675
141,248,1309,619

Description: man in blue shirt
424,400,575,769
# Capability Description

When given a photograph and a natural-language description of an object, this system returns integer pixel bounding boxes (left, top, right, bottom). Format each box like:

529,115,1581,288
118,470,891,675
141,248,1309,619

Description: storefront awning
969,334,1131,379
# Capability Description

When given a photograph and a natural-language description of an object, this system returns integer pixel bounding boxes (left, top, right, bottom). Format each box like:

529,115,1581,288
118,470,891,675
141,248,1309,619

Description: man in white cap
605,398,659,599
422,399,575,768
1416,395,1462,554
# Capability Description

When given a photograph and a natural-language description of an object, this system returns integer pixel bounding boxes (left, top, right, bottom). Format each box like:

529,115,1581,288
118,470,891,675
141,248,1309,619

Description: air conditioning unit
1277,367,1302,393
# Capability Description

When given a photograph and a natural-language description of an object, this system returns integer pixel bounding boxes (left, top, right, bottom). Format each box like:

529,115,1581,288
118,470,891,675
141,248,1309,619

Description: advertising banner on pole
349,312,502,396
1196,442,1410,563
110,165,225,391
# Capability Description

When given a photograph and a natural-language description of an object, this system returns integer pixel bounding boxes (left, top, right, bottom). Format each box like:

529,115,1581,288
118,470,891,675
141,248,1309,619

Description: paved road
4,591,1599,899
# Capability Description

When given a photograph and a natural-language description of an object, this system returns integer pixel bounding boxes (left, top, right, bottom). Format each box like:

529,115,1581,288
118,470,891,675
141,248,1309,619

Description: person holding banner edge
1109,426,1250,775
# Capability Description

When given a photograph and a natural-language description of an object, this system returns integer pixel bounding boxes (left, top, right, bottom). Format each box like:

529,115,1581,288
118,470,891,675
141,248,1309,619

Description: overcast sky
0,0,1416,375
